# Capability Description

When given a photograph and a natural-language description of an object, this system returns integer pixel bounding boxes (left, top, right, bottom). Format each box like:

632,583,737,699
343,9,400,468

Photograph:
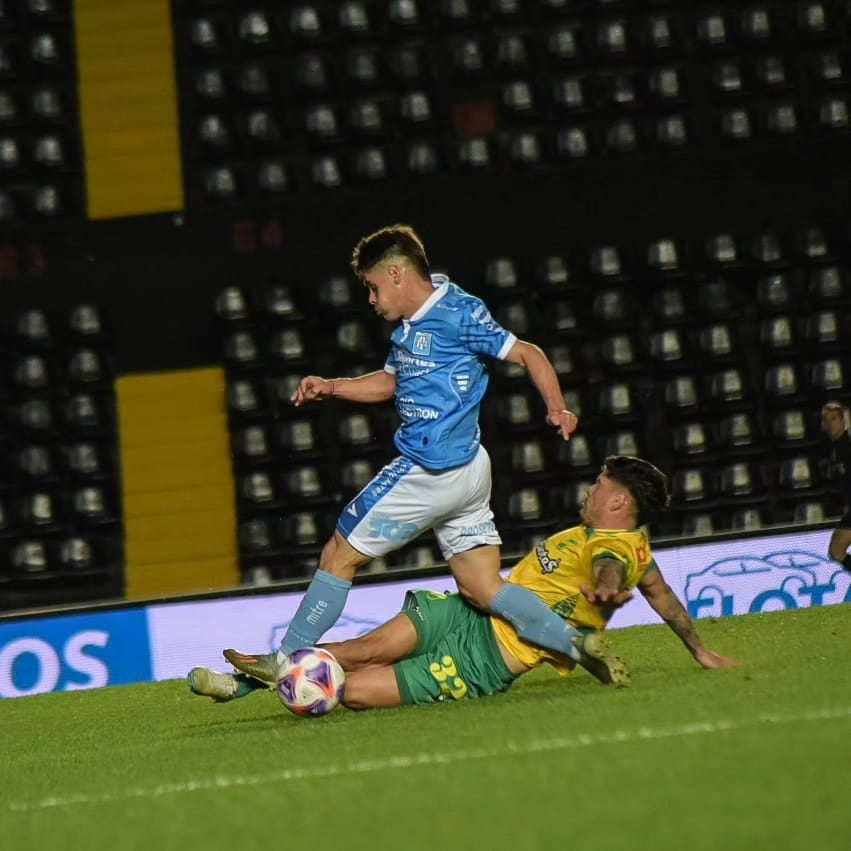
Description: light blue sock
279,569,353,656
492,583,582,661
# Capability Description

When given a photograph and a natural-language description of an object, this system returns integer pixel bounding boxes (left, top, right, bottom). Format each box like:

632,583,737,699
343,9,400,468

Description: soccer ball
276,647,346,717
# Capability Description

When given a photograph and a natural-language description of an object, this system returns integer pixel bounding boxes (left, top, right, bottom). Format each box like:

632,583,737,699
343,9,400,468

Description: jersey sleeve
384,347,397,375
458,296,517,360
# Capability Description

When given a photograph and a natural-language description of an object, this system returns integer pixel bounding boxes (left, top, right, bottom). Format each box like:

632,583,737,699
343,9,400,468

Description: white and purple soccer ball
276,647,346,717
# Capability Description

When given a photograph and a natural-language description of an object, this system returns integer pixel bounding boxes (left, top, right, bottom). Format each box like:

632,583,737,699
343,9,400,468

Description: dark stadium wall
1,138,848,376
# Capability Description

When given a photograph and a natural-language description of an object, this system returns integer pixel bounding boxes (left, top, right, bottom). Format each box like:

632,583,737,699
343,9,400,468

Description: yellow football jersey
491,524,657,672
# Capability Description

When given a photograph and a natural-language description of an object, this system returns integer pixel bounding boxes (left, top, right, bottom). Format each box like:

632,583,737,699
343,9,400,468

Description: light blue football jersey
383,274,517,470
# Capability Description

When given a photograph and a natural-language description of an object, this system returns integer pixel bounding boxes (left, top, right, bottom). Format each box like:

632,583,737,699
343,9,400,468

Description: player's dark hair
603,455,670,526
351,224,430,280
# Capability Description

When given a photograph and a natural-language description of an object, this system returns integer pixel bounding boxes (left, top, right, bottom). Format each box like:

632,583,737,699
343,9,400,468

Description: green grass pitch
2,605,850,851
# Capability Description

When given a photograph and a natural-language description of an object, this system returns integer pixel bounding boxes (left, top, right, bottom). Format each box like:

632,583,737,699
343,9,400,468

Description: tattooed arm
637,567,738,669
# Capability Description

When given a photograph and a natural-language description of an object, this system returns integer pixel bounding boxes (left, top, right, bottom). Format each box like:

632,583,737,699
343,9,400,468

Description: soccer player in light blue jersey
218,224,624,690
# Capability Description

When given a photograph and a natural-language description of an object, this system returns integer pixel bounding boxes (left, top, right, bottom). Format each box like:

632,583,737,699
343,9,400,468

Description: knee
456,576,504,612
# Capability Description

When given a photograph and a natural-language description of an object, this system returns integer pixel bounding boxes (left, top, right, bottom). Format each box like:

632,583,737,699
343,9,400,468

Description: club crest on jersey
536,540,561,574
412,331,433,356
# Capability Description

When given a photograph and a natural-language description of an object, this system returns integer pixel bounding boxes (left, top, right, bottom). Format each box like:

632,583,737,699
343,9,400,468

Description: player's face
363,264,404,322
580,471,619,523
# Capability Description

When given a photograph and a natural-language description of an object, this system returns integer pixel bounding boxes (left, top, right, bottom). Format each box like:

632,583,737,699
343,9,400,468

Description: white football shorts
336,445,502,560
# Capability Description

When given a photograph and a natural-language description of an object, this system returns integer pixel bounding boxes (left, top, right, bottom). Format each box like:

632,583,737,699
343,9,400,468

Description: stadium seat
238,11,272,47
280,511,326,548
740,6,774,41
13,354,49,390
643,13,676,53
755,55,790,89
512,440,546,475
288,5,323,39
17,444,53,479
591,288,631,327
672,422,710,459
601,430,641,458
68,304,104,341
339,413,375,449
406,140,442,176
554,433,594,471
71,485,112,524
16,308,52,346
282,465,325,500
763,363,804,406
58,537,94,572
278,420,318,455
11,540,50,574
779,454,819,488
63,442,105,478
682,513,715,538
204,166,238,201
340,458,376,492
809,265,848,305
804,310,841,351
756,272,798,314
294,53,330,93
239,517,276,555
671,467,713,505
811,358,846,392
33,184,64,216
240,470,277,506
708,367,750,406
819,95,850,129
556,126,591,159
651,288,688,325
68,349,107,385
32,87,65,122
268,328,307,363
771,409,816,448
731,507,765,531
18,491,59,530
717,461,764,503
696,11,730,50
793,501,828,524
760,316,798,357
233,424,272,464
599,334,641,374
715,412,761,456
226,378,263,418
663,375,700,414
752,230,788,267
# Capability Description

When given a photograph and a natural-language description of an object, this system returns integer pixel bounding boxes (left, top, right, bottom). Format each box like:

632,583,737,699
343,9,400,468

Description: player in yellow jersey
189,455,737,707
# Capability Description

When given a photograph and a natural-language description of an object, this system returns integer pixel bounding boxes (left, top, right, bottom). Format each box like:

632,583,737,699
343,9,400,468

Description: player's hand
547,408,579,440
580,583,634,608
694,648,739,669
291,376,334,407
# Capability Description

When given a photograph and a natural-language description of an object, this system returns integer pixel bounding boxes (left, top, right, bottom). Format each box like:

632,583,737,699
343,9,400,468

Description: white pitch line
7,705,851,814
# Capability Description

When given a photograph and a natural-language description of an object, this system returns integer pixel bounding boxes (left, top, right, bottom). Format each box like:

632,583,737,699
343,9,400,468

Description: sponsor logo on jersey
536,540,561,574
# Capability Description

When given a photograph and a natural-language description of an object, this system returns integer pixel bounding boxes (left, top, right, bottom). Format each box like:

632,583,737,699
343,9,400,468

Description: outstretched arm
638,568,738,669
580,557,634,608
291,371,397,407
503,340,578,439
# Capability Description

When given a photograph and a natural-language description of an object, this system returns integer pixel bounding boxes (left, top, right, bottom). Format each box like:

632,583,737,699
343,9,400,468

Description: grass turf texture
2,605,850,851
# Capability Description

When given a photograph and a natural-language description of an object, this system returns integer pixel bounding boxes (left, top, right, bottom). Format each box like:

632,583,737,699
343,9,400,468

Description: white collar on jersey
408,275,450,323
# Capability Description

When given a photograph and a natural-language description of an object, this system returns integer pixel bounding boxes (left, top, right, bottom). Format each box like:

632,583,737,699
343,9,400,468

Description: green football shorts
393,590,518,705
